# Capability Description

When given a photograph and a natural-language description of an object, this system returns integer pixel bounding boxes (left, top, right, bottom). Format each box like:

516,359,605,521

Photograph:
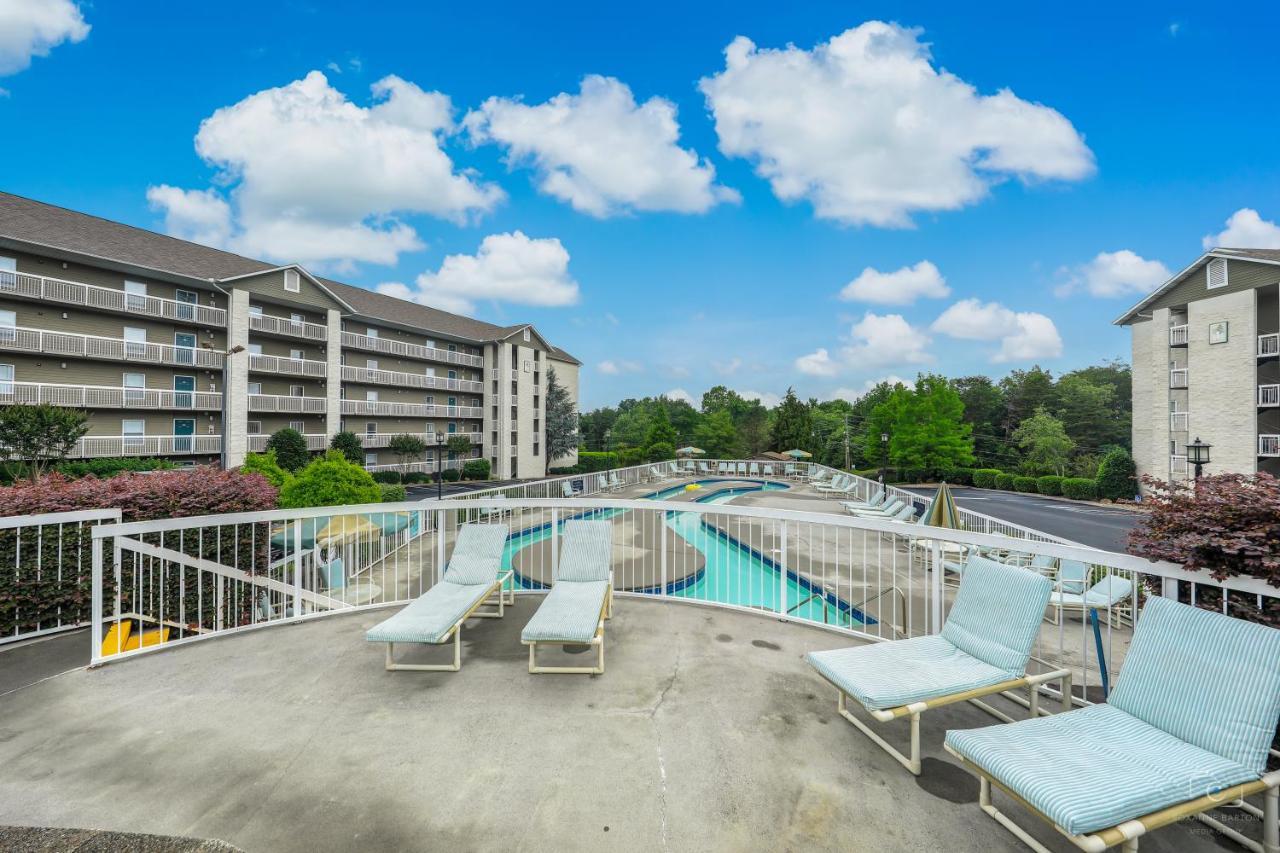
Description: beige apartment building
0,193,580,479
1117,247,1280,486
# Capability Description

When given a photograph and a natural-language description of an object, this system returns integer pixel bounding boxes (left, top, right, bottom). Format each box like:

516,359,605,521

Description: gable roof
548,346,581,365
318,277,511,341
1113,247,1280,325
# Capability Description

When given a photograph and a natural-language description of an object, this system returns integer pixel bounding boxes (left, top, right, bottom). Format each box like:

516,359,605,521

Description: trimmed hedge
995,472,1016,490
576,452,619,473
441,468,461,482
403,472,429,484
1096,448,1137,501
1035,475,1064,496
1061,478,1097,500
940,467,974,485
379,483,407,502
462,459,490,481
371,471,403,484
1012,476,1037,493
972,469,1001,489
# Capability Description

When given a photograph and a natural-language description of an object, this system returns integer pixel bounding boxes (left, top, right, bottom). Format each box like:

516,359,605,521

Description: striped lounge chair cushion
941,556,1052,676
946,703,1257,835
556,520,612,582
806,635,1014,711
365,581,492,645
521,580,609,643
441,524,509,585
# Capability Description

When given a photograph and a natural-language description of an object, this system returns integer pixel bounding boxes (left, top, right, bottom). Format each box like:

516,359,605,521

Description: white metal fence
0,269,226,327
0,381,221,411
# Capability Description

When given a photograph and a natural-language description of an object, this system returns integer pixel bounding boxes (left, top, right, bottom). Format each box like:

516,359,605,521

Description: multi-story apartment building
1117,247,1280,485
0,193,580,479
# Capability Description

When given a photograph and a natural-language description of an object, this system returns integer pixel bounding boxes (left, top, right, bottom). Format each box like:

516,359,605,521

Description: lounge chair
762,464,774,477
697,462,710,475
478,494,507,519
844,498,905,518
717,462,729,474
366,524,513,672
945,596,1280,852
736,462,747,475
521,520,613,674
1054,558,1089,594
1047,573,1134,626
815,473,850,492
748,463,760,476
596,474,608,493
784,463,797,478
649,466,669,482
806,556,1066,775
560,480,578,498
607,473,622,491
842,489,886,511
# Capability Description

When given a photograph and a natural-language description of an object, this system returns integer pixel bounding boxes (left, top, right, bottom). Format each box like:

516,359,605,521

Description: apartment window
122,419,145,451
284,269,300,292
448,343,456,352
533,443,540,456
289,420,305,433
366,390,379,402
426,339,435,349
174,289,197,320
290,348,304,360
366,328,378,339
123,372,145,405
0,310,15,343
249,304,263,316
124,326,147,356
368,359,378,371
364,452,377,466
248,343,263,356
447,396,456,407
426,366,436,377
0,363,13,395
426,395,434,405
0,256,15,273
365,422,377,435
124,281,147,311
1206,258,1228,289
448,369,456,380
448,422,457,434
291,313,304,324
248,382,262,395
247,420,262,434
289,385,304,397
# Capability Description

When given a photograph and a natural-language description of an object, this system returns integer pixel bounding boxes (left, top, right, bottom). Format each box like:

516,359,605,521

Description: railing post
435,510,447,582
292,520,303,618
930,540,944,633
659,514,667,596
90,534,104,665
551,509,559,581
778,522,787,617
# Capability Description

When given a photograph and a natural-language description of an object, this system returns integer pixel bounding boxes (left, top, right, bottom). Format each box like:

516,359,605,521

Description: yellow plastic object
100,621,133,657
684,484,701,491
121,627,170,651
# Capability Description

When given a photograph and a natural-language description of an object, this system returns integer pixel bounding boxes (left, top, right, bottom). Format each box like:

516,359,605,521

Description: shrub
548,465,582,475
330,431,364,464
379,483,407,502
576,452,618,473
972,469,1001,489
940,467,973,485
647,441,675,462
279,451,382,509
1095,447,1137,501
462,459,490,480
1061,478,1098,500
441,468,461,482
371,471,403,484
403,472,429,484
239,450,291,489
1012,476,1037,493
0,467,277,521
0,403,89,481
266,428,311,472
994,472,1016,490
0,456,179,484
1128,473,1280,626
1035,475,1064,496
617,446,646,467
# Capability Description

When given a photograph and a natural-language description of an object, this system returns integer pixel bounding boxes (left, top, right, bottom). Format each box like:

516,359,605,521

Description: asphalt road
904,486,1140,552
403,479,523,500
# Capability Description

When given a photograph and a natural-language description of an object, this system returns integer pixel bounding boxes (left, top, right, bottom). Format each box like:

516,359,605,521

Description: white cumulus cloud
148,71,504,268
739,389,782,408
466,74,737,217
377,231,578,315
595,359,642,376
1056,249,1171,298
664,388,696,405
839,260,949,305
0,0,88,76
699,21,1093,227
795,347,839,377
932,298,1062,363
145,185,232,248
1203,208,1280,250
795,312,932,376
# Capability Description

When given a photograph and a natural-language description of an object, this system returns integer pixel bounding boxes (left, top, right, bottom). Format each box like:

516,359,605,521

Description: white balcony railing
1168,324,1188,346
0,269,226,326
0,326,224,368
1259,385,1279,408
1259,333,1279,357
340,331,484,368
1261,435,1280,457
1169,368,1188,388
0,381,220,410
248,353,327,377
247,394,327,414
1169,412,1188,432
248,433,328,452
248,313,327,341
70,434,221,458
1169,454,1188,474
340,365,483,393
341,400,483,418
363,459,465,473
357,432,483,448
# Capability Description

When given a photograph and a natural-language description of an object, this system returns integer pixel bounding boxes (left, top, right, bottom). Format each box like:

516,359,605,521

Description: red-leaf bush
1128,472,1280,627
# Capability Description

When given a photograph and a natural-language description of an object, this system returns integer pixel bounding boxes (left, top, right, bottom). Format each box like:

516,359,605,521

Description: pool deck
0,598,1234,853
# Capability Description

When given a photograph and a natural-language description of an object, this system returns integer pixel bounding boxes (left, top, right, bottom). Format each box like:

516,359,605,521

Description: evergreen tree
643,406,678,449
266,428,311,472
1012,407,1075,476
950,375,1007,467
329,430,364,464
544,367,578,460
693,410,742,458
770,388,813,452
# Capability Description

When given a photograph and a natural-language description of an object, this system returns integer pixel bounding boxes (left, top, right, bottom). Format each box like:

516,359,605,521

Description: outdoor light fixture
435,431,448,500
879,432,890,485
1186,436,1211,480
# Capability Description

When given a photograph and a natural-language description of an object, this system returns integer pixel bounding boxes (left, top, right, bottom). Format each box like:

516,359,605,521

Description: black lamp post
435,431,447,500
879,432,889,484
1187,436,1211,480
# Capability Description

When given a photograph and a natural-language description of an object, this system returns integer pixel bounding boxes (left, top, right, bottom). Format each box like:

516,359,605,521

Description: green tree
951,375,1007,468
644,406,678,450
545,366,578,461
1012,407,1075,476
739,405,771,457
329,430,364,464
770,388,812,452
239,449,291,489
389,434,428,474
0,403,89,481
648,441,676,462
1055,373,1127,452
577,406,617,451
862,386,910,469
1095,447,1137,500
693,410,742,458
1000,366,1056,436
279,450,383,508
889,375,974,476
446,434,472,459
266,428,311,472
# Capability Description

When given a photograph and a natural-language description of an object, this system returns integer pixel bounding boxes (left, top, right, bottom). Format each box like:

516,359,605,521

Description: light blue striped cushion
442,523,509,585
1108,596,1280,773
946,703,1256,835
521,580,609,643
806,635,1013,711
942,556,1051,676
365,581,492,644
556,520,612,582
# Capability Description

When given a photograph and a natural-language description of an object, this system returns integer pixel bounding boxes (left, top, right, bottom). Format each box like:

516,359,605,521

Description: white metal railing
364,459,465,473
0,326,224,368
360,432,435,449
249,353,327,377
247,394,327,414
1170,454,1188,474
0,381,220,410
248,433,328,452
1169,367,1188,388
0,508,121,645
1168,324,1188,346
71,434,221,458
87,492,1280,721
1260,333,1279,357
340,400,483,418
340,332,484,368
0,269,225,326
1261,435,1280,457
1259,385,1279,407
1169,412,1188,432
249,313,327,341
340,365,483,393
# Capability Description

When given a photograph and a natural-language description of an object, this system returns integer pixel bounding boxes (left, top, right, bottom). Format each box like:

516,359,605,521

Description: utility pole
843,413,849,470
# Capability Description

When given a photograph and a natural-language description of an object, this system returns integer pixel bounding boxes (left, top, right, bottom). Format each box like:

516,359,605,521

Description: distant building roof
1113,247,1280,325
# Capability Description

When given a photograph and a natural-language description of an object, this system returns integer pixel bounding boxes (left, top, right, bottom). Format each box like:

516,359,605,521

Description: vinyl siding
1144,259,1280,314
230,269,346,312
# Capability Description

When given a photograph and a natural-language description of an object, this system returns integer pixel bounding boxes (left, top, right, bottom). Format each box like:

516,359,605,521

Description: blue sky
4,1,1280,408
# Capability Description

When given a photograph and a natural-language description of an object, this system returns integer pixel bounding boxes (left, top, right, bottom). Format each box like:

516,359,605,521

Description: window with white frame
0,256,15,274
284,269,300,292
123,326,147,355
1207,258,1228,289
249,304,263,316
123,372,145,405
0,363,13,395
122,419,145,449
0,310,15,342
366,390,378,402
289,420,305,432
365,422,377,435
291,312,304,324
124,280,147,311
290,348,304,360
248,382,262,395
522,328,530,342
367,359,378,371
248,343,262,355
289,385,304,397
364,452,377,465
366,327,378,339
247,420,262,434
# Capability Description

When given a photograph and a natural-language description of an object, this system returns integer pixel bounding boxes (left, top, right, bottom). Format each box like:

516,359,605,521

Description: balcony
341,400,483,418
69,434,221,458
364,458,464,473
1169,454,1188,474
247,394,327,414
340,331,484,368
340,365,483,393
248,433,328,452
248,313,327,341
1261,435,1280,457
1260,385,1279,408
0,381,220,410
1260,333,1279,357
0,326,224,368
248,353,327,377
1169,367,1188,389
0,269,226,327
1169,412,1188,432
1168,324,1188,346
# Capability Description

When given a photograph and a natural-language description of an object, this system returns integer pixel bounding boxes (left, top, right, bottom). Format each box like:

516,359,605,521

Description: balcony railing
0,381,221,410
247,394,327,413
363,459,464,473
341,400,483,418
340,365,483,393
1168,324,1188,346
1261,435,1280,457
0,326,224,368
1169,454,1188,474
248,313,327,341
1260,333,1280,357
248,433,328,452
358,432,483,448
1169,412,1188,432
340,332,484,367
0,269,226,326
1169,368,1188,389
70,434,221,458
248,353,327,377
1259,385,1279,408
